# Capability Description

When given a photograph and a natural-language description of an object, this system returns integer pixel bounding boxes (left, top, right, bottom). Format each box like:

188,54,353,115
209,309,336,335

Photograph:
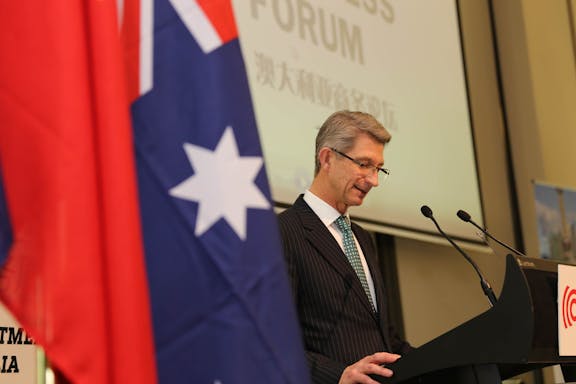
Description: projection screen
233,0,484,241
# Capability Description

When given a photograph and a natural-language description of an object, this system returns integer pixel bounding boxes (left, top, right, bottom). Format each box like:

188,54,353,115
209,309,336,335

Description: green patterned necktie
334,215,375,312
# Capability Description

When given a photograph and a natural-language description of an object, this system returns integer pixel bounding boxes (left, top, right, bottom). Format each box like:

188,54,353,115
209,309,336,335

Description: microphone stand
422,206,497,307
457,210,525,257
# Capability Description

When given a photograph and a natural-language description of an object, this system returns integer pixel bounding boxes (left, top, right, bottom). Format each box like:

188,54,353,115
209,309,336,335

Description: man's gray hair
314,110,391,175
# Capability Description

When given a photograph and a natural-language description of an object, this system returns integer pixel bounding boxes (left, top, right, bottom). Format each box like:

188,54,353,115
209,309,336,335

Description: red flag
0,1,157,383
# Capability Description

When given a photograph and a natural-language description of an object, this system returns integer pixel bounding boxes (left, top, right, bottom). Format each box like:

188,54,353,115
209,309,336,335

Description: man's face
328,134,385,213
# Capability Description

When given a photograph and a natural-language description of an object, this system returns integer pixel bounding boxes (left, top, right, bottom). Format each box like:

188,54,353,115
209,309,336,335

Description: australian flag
123,0,310,383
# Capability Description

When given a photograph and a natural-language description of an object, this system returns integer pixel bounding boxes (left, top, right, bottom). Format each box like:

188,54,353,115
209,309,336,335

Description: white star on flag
169,126,271,240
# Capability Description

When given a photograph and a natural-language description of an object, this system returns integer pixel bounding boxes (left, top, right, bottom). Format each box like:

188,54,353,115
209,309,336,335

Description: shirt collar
303,190,349,227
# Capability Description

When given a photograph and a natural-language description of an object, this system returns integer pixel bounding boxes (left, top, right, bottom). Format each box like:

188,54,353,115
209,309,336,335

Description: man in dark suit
278,111,412,384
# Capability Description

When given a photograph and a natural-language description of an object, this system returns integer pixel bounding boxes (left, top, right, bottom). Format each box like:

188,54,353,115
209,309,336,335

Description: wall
396,0,514,347
395,0,576,382
493,1,576,381
493,0,576,263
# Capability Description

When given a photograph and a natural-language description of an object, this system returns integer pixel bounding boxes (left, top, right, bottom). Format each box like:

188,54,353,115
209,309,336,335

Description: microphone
456,209,525,257
421,205,497,307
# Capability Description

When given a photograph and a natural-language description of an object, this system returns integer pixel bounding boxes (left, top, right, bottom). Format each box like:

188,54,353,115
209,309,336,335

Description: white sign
558,264,576,356
0,302,37,383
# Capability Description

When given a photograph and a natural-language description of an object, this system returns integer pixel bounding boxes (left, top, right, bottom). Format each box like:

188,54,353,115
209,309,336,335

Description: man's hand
338,352,401,384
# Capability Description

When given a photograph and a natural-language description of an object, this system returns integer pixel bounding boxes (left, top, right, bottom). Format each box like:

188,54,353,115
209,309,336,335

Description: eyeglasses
330,148,390,180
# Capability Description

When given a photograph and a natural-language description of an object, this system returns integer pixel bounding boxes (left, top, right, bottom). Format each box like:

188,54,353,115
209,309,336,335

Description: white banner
558,263,576,356
233,0,483,240
0,302,37,383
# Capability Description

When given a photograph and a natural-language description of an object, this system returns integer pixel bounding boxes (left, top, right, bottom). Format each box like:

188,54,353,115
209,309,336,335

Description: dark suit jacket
278,195,411,384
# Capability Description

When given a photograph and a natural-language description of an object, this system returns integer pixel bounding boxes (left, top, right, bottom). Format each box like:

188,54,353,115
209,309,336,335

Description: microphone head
457,210,471,222
420,205,434,218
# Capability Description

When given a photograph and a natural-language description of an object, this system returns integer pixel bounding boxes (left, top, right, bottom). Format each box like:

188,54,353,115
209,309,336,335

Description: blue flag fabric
0,176,11,269
130,2,310,383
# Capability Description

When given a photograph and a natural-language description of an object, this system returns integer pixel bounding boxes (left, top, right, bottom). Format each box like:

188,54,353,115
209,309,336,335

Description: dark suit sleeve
388,322,413,355
306,352,346,384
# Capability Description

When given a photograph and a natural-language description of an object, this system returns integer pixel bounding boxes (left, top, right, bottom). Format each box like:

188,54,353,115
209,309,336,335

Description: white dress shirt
303,190,378,310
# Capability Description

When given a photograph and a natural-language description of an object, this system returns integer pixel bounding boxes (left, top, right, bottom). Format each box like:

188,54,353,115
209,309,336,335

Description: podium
377,254,576,383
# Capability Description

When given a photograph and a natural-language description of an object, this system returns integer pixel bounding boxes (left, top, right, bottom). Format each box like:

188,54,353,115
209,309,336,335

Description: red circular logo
562,285,576,329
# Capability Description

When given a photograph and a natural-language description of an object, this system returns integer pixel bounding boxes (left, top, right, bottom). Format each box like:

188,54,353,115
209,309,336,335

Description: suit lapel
353,223,393,351
293,196,377,317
